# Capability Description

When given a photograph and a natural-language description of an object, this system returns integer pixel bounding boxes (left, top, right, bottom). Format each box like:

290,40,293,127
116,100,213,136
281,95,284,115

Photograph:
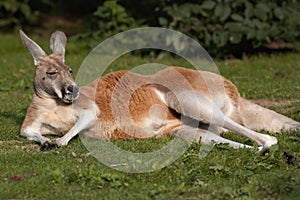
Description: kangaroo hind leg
171,124,253,150
161,90,278,152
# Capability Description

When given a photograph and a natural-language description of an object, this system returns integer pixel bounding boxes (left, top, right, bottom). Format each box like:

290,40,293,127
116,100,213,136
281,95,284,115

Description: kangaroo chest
37,101,77,135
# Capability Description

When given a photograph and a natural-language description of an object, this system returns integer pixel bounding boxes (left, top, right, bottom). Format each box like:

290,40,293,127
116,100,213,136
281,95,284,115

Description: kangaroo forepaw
258,135,278,155
258,146,270,155
40,141,59,151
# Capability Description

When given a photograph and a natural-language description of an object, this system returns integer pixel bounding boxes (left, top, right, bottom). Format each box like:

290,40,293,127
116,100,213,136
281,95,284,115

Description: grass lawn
0,32,300,199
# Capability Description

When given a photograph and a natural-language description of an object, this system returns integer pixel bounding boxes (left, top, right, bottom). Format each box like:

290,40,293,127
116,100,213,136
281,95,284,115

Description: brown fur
83,67,245,140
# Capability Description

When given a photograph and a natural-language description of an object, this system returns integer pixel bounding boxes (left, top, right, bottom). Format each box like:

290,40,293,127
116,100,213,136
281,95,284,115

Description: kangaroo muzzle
62,84,79,103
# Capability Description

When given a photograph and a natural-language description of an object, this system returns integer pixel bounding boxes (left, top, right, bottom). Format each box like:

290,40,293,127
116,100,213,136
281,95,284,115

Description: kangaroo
19,30,300,152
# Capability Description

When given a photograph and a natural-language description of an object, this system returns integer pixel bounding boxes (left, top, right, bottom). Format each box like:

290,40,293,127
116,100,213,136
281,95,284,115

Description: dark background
1,0,299,58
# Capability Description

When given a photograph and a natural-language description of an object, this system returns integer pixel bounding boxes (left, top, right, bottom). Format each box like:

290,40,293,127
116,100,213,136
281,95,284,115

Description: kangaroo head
20,30,79,104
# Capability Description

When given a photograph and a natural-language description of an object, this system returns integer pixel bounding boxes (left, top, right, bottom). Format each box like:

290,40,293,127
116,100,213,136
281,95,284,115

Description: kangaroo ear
50,31,67,63
19,30,46,66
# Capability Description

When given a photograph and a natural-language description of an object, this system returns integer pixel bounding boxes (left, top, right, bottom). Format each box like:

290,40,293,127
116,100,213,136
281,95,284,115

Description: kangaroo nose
67,85,74,93
67,85,79,94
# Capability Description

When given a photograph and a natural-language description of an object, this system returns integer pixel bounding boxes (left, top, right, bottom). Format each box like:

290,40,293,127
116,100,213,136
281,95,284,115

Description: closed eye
46,71,58,75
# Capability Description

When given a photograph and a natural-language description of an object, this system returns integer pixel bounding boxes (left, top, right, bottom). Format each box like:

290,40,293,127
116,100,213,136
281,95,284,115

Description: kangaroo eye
69,69,73,74
46,71,57,76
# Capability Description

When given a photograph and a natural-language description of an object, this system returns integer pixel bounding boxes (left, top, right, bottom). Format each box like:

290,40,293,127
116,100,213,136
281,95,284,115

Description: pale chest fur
23,96,77,136
40,104,76,134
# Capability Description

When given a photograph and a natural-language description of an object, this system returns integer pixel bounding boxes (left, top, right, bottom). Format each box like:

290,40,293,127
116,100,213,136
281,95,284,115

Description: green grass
1,32,300,199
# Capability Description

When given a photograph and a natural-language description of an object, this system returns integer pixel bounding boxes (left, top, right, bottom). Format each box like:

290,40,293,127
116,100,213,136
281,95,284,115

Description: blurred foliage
0,0,36,31
93,0,138,33
0,0,60,32
0,0,99,32
1,0,300,57
158,0,300,57
83,0,142,47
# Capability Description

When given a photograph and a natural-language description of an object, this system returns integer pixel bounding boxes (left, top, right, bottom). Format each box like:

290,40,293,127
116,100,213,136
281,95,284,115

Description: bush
158,0,300,57
0,0,34,31
2,0,299,57
0,0,56,31
93,0,138,33
73,0,144,47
